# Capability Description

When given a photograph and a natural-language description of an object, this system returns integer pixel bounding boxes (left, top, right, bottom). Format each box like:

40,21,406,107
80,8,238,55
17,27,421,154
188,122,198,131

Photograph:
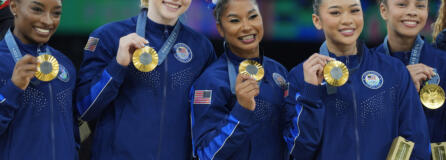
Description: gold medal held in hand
132,46,159,72
238,60,264,81
420,84,445,110
323,60,349,87
35,54,59,82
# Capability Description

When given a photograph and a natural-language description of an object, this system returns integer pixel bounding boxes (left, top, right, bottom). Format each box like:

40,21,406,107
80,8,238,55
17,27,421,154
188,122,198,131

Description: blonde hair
433,0,446,42
140,0,148,8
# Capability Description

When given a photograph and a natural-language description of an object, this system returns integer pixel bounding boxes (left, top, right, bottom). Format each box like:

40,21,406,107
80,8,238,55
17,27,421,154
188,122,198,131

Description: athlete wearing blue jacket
191,49,289,160
191,0,290,159
287,43,430,160
0,0,77,159
375,39,446,143
376,0,446,143
75,3,216,160
285,0,430,159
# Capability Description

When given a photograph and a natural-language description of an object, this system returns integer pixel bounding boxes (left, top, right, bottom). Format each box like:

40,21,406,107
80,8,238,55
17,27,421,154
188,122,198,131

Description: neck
387,31,417,52
12,28,34,45
326,40,357,57
147,9,178,26
229,45,260,59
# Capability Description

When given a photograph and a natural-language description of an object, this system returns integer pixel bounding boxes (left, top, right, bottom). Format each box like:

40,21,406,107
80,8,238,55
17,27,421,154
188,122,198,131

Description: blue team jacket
286,44,430,160
0,35,77,160
435,29,446,51
190,49,290,160
375,40,446,143
75,16,216,159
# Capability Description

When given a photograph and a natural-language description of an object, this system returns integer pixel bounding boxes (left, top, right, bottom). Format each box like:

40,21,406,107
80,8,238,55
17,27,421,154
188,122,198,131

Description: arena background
51,0,442,71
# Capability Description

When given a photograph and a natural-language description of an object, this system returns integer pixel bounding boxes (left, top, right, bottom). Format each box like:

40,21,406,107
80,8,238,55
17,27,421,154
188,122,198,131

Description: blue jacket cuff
106,58,128,84
0,80,24,107
231,102,256,124
301,82,325,101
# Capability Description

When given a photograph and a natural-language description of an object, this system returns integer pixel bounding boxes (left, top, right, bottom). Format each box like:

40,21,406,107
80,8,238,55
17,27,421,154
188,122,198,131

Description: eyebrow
328,3,360,9
31,1,62,9
227,8,257,18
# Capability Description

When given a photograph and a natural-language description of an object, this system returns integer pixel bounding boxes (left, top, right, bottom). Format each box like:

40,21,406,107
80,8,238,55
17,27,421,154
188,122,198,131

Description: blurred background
50,0,442,70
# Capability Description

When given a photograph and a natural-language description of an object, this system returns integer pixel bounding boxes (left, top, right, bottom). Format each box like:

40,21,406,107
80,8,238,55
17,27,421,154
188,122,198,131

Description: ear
10,0,17,17
379,3,388,21
312,14,322,30
216,23,225,38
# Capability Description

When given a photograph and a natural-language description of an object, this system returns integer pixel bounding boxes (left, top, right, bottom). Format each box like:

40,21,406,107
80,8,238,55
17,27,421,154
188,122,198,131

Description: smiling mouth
238,34,256,44
339,28,355,36
402,20,418,28
34,27,51,35
163,1,181,10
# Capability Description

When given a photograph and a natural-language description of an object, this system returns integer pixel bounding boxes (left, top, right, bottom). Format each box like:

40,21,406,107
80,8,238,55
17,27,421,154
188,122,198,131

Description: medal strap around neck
136,9,181,66
5,29,50,63
225,44,264,95
383,35,424,65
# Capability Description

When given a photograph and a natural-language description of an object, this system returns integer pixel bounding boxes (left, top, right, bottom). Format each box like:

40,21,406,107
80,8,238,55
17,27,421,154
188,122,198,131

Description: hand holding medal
11,55,37,90
323,60,349,87
302,53,339,86
133,45,158,72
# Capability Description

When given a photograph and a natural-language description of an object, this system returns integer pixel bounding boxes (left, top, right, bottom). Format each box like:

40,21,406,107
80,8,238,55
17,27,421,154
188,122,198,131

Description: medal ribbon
5,29,50,63
136,9,181,66
383,35,439,85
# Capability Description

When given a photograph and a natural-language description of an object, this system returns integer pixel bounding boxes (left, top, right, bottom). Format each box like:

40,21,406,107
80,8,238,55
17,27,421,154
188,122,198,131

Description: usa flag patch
194,90,212,104
84,37,99,52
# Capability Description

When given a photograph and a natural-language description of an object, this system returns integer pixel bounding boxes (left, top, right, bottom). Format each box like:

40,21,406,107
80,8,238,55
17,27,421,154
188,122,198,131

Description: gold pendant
132,46,159,72
420,84,445,110
323,60,349,87
238,60,264,81
35,54,59,82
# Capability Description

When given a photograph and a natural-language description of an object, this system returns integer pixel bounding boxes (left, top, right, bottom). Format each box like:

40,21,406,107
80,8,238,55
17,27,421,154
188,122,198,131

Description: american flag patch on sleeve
84,37,99,52
194,90,212,104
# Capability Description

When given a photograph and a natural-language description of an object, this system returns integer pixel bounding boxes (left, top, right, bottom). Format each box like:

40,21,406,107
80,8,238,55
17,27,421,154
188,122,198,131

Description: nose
340,13,353,26
241,19,253,33
40,13,53,26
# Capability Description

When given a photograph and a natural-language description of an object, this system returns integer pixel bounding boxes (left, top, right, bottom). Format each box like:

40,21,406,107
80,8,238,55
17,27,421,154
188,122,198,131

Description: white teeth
165,3,180,9
341,29,354,33
242,35,254,41
35,28,49,33
403,21,417,25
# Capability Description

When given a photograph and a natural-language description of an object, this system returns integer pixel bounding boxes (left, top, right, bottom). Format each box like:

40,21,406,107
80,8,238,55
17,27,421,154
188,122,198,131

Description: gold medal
323,60,349,87
420,84,445,110
132,46,159,72
35,54,59,82
238,60,264,81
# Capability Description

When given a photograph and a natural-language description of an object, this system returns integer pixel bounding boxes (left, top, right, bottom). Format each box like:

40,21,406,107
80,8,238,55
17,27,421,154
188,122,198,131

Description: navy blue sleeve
190,75,259,160
396,65,431,160
0,79,24,135
75,28,128,121
283,65,326,160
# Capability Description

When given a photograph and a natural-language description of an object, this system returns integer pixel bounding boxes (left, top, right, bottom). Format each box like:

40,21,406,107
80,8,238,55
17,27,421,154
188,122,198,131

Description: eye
417,4,426,8
229,18,240,23
52,11,62,17
329,11,341,16
31,7,43,12
351,9,361,14
249,14,258,20
397,3,407,7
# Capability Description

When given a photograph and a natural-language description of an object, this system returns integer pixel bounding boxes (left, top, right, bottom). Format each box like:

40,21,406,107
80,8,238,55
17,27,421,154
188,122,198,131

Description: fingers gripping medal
35,54,59,82
323,60,349,87
420,72,445,109
132,46,159,72
238,60,264,81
